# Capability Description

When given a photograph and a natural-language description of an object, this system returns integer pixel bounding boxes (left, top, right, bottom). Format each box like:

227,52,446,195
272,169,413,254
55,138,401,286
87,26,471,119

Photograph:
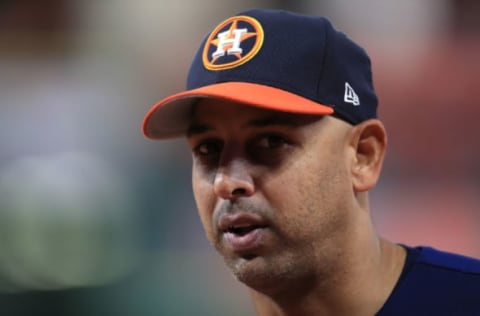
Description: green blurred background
0,0,479,315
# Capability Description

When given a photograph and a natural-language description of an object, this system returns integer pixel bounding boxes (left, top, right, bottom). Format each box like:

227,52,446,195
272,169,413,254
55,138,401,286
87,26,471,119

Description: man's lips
218,213,269,254
218,212,268,234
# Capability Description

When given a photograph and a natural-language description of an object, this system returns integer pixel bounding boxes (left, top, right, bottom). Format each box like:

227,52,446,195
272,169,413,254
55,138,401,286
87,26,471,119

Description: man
142,9,480,316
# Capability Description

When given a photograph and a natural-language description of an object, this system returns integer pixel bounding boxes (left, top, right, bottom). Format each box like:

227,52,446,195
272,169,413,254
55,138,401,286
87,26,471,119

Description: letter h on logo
212,28,248,59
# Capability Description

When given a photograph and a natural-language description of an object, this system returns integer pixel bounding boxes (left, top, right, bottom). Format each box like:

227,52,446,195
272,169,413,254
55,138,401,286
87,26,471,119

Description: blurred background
0,0,479,315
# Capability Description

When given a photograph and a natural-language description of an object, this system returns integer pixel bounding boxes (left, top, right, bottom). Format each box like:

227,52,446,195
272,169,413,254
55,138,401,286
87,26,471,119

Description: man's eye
256,135,287,149
194,141,221,156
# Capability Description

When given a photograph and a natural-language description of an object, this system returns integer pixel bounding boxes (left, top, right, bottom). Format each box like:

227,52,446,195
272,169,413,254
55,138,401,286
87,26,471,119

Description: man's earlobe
350,119,387,192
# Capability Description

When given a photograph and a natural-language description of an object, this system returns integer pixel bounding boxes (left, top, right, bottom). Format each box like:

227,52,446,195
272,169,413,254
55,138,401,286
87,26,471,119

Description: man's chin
225,255,279,290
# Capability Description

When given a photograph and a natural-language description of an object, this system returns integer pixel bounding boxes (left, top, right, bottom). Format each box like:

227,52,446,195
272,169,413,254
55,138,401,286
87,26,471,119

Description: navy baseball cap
143,9,378,139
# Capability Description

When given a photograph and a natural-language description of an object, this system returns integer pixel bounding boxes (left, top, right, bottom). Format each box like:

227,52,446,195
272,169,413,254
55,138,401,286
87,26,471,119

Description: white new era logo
344,82,360,106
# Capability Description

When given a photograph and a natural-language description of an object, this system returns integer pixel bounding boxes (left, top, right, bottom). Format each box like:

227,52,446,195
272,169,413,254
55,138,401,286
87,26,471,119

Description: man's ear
349,119,387,192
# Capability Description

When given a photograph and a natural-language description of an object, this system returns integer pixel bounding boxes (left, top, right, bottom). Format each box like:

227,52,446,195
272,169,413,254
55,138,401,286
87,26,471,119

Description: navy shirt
377,246,480,315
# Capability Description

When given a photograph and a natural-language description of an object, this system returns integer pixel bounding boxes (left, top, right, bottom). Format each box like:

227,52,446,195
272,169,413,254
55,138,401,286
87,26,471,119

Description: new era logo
344,82,360,106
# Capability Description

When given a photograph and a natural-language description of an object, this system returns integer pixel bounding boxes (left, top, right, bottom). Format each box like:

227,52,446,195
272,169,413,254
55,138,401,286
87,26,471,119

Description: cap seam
316,19,329,106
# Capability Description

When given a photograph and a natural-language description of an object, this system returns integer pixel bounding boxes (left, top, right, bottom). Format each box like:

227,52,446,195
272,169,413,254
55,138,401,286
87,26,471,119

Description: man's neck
249,238,406,316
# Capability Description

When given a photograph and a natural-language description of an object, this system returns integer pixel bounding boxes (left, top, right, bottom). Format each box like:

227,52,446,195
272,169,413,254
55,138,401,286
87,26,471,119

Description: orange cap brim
142,81,334,139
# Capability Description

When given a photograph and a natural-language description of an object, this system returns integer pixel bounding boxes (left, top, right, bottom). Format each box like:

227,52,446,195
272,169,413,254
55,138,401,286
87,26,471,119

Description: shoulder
377,246,480,316
401,246,480,293
399,246,480,301
414,246,480,275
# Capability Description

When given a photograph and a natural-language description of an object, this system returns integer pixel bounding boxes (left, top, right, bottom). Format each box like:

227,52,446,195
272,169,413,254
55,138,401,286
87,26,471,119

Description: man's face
187,99,356,293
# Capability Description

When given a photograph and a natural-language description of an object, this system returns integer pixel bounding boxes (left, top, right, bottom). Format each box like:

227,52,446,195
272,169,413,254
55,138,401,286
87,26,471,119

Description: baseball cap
142,9,378,139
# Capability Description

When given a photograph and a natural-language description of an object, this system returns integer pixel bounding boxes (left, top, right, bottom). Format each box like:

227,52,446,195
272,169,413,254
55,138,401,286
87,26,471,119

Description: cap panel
187,10,330,104
318,27,378,124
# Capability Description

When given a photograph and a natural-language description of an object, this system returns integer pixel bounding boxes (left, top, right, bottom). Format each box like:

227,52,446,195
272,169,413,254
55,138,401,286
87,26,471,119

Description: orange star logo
202,16,264,71
209,20,257,64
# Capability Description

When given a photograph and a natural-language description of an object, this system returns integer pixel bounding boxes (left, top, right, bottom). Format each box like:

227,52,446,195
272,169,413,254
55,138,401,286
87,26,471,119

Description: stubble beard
218,239,323,298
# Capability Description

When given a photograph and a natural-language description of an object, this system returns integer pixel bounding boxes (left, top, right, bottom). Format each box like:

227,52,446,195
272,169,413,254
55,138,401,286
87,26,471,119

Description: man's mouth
219,213,269,253
226,224,266,236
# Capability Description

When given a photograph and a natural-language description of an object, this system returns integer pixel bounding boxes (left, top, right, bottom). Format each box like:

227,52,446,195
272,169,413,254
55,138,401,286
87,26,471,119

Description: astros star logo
202,16,264,71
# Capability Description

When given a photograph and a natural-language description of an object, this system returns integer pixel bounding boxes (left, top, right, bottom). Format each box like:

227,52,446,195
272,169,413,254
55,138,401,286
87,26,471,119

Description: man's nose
213,159,254,200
